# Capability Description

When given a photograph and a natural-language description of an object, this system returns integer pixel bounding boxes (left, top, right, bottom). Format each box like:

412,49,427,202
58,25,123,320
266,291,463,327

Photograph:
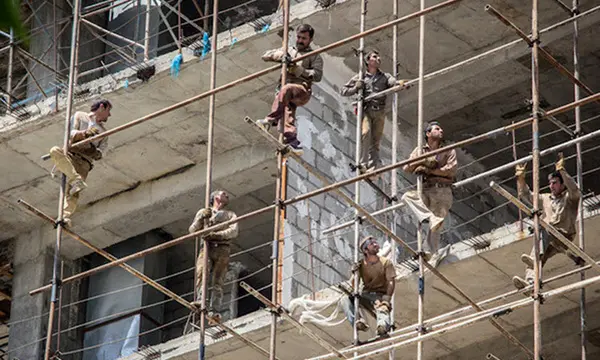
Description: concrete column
8,228,53,360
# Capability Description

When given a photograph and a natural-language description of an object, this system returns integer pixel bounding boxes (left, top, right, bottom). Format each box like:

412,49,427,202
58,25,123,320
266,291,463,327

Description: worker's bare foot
69,179,87,196
356,319,369,332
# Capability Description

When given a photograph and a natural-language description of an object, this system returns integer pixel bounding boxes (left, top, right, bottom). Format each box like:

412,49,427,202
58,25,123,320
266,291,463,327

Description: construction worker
257,23,323,156
340,236,395,337
402,121,457,264
189,190,238,314
49,99,112,226
512,155,582,293
340,50,406,173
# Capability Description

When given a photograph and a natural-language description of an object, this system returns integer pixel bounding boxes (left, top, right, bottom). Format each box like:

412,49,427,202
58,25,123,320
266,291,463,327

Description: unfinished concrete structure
1,0,600,358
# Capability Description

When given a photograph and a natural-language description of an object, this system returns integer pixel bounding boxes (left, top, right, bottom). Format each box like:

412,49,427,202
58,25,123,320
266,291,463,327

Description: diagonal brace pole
244,117,534,358
489,182,600,274
239,281,348,359
485,5,598,104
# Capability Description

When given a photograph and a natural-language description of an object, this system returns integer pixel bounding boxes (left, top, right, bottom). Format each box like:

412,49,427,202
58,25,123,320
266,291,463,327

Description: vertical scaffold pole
269,0,290,358
144,0,151,60
389,0,399,358
44,0,81,358
572,0,586,358
530,0,543,358
352,0,366,351
198,0,219,358
6,28,14,113
416,0,426,359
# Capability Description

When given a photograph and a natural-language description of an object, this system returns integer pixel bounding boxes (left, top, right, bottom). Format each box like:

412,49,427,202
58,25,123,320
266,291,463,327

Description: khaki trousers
196,243,231,306
49,146,92,218
525,229,577,281
402,186,453,253
360,109,386,170
266,83,312,148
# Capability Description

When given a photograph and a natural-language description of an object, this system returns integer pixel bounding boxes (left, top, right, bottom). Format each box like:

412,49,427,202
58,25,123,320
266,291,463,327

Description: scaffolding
2,0,600,359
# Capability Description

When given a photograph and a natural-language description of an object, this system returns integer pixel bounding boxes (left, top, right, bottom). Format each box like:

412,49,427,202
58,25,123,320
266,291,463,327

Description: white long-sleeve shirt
69,111,108,156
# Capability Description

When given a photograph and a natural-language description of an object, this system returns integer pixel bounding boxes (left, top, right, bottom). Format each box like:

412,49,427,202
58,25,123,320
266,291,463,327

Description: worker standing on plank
49,99,112,227
340,236,395,337
257,23,324,156
402,121,457,265
340,50,406,174
512,154,582,294
189,190,239,315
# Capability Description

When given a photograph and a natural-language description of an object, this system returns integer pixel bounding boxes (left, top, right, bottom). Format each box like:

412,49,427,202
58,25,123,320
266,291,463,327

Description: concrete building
1,0,600,358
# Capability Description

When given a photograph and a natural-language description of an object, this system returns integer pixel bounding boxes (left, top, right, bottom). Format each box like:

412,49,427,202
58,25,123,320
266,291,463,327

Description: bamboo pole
44,0,81,358
28,92,600,297
198,0,220,357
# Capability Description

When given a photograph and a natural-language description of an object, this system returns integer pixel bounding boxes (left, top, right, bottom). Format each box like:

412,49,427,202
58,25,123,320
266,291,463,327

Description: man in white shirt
49,99,112,226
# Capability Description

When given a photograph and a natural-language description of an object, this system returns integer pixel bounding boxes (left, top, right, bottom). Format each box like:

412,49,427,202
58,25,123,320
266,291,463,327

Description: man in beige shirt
340,50,406,173
257,24,324,156
49,99,112,226
402,122,457,263
341,236,395,337
513,155,582,292
189,190,238,314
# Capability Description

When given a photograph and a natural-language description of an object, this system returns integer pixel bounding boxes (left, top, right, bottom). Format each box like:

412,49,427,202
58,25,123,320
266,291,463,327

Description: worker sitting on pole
49,99,112,227
402,121,457,264
512,154,582,293
341,236,395,337
256,23,324,156
340,49,406,174
189,190,239,315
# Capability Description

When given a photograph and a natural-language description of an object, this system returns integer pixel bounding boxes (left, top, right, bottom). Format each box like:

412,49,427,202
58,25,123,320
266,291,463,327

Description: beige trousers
196,243,231,307
49,146,92,218
360,109,386,170
402,186,453,253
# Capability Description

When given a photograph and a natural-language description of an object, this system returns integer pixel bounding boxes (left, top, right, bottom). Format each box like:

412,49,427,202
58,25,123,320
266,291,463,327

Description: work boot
69,178,87,196
520,254,534,268
512,276,533,296
376,325,389,337
256,118,272,131
355,319,369,332
62,217,72,228
284,144,304,157
429,245,451,268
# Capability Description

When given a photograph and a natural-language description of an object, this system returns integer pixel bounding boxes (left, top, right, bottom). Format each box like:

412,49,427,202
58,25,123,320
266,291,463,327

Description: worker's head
209,190,230,209
364,50,381,69
295,24,315,50
360,236,379,256
91,99,112,123
425,121,443,143
548,171,565,196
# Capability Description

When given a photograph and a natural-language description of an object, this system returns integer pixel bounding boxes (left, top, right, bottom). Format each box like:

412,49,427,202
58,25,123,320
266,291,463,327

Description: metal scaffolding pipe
28,92,600,297
17,199,197,311
6,29,14,112
361,3,600,102
321,203,404,235
44,0,81,357
60,0,462,152
245,118,533,358
453,126,600,188
198,0,220,356
81,18,144,49
341,273,600,360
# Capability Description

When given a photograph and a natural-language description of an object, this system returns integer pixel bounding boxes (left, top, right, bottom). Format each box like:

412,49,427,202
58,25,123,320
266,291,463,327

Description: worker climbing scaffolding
256,23,324,156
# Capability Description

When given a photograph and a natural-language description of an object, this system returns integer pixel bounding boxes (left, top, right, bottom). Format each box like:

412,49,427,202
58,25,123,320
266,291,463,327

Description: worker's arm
301,53,323,82
515,164,534,203
560,170,581,203
261,48,284,62
188,208,211,234
382,260,396,303
69,114,86,143
428,149,458,178
340,75,361,97
402,147,421,173
207,212,239,241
